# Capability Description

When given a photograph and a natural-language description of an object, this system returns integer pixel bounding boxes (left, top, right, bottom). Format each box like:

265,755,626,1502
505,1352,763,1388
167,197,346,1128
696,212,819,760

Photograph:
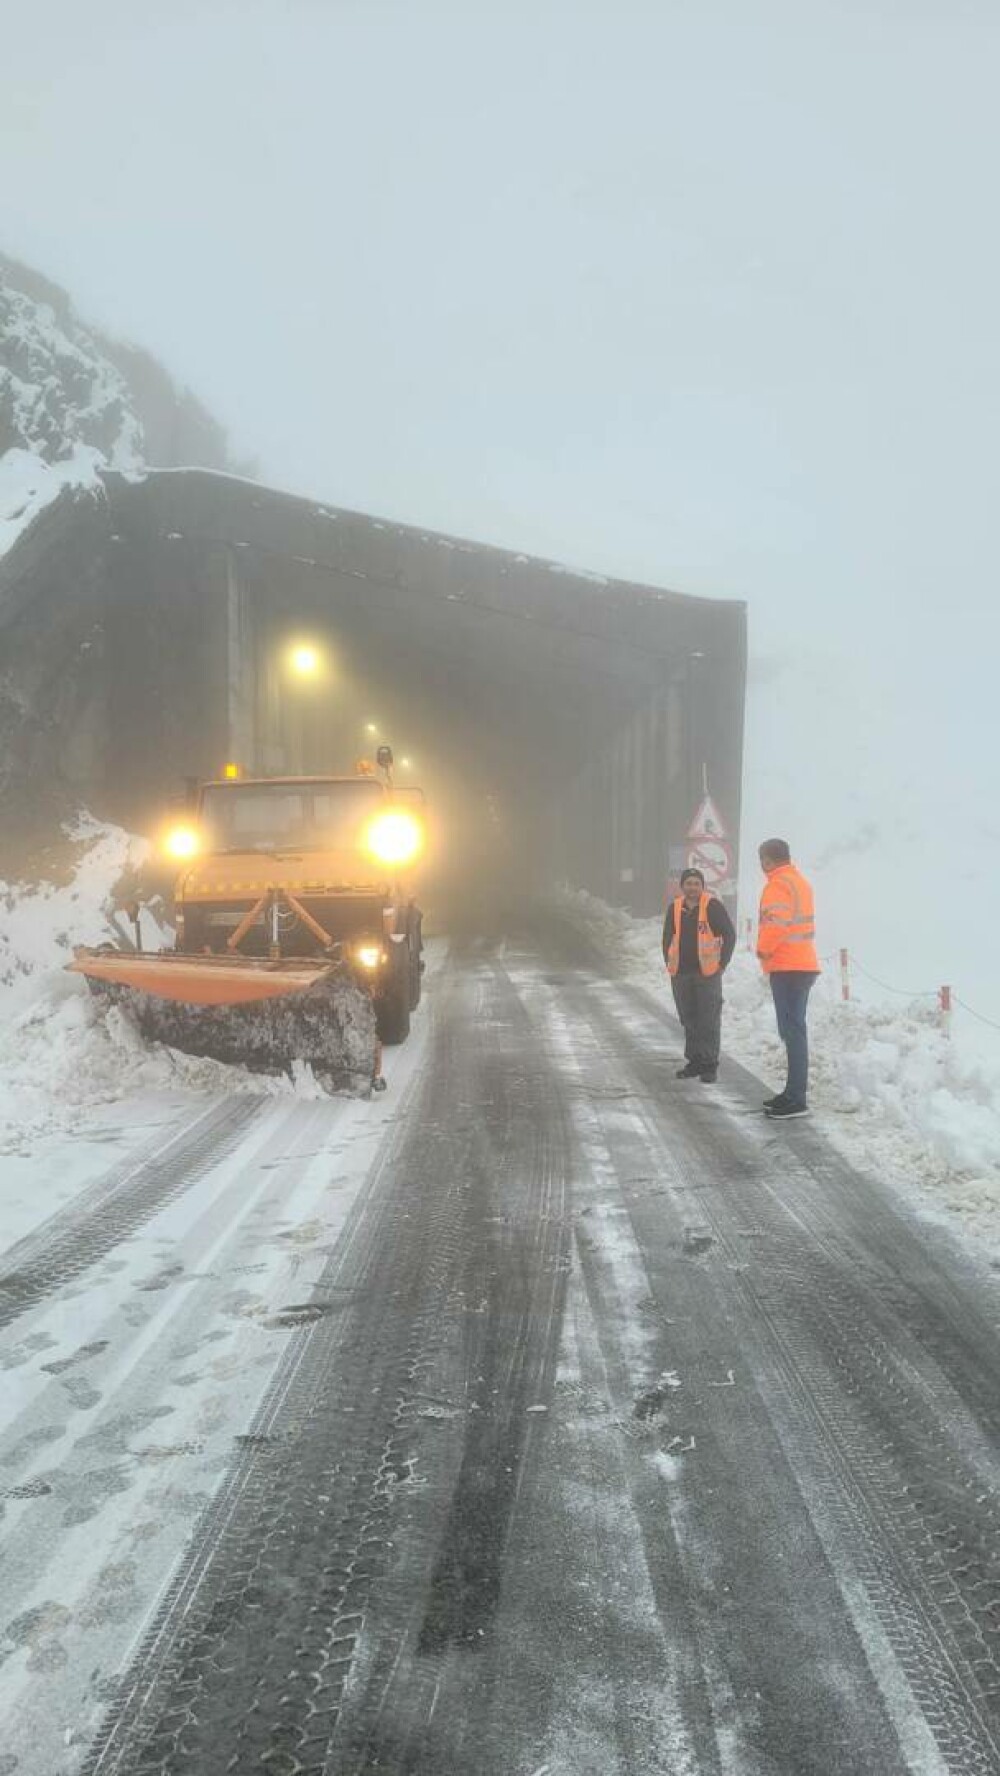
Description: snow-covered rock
0,443,105,559
0,251,236,568
0,276,144,471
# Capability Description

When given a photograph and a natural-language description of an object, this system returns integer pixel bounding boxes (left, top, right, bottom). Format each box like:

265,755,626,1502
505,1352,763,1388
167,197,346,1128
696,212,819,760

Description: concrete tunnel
0,468,747,917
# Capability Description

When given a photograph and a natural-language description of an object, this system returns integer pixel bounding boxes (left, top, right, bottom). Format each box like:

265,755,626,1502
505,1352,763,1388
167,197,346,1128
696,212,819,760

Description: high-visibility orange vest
756,863,819,974
666,893,723,977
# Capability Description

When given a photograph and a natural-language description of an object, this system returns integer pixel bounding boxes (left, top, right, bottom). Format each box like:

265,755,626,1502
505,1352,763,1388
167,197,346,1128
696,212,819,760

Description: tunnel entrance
0,469,745,915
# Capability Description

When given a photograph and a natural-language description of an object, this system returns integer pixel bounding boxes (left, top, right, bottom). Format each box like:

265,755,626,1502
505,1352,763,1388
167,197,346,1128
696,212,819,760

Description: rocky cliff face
0,254,240,859
0,252,232,472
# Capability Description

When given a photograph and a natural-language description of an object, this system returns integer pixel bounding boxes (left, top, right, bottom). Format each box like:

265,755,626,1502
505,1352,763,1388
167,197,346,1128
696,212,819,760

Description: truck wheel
409,915,423,1010
377,940,411,1044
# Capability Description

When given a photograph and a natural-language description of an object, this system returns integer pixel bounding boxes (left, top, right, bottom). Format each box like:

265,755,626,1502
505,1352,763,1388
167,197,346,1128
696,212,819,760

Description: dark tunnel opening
0,469,747,920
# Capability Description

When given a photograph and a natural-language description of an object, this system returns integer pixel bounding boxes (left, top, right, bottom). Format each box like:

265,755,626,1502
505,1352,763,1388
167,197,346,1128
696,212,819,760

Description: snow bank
0,817,323,1154
556,887,1000,1261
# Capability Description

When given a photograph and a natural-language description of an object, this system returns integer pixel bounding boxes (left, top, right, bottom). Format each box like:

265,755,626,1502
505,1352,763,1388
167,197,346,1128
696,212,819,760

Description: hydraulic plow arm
226,887,336,958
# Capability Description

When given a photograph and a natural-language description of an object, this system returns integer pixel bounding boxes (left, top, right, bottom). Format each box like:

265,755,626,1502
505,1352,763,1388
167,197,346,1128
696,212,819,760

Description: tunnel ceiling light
287,641,324,679
284,639,330,678
365,721,379,735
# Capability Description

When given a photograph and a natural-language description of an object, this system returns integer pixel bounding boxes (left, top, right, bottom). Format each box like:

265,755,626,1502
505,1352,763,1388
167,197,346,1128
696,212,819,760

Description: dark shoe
700,1068,718,1084
676,1062,702,1078
765,1100,809,1120
762,1092,787,1110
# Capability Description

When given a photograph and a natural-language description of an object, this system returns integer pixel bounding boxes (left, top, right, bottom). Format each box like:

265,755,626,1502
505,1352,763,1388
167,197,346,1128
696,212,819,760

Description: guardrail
741,918,1000,1039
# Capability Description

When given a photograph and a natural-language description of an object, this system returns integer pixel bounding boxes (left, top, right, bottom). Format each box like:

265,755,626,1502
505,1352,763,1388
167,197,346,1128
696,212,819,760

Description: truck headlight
364,812,422,866
164,825,200,860
355,943,384,970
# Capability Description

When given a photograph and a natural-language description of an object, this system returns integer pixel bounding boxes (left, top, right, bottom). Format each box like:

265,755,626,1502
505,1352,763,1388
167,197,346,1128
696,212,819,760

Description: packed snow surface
558,887,1000,1266
3,830,997,1265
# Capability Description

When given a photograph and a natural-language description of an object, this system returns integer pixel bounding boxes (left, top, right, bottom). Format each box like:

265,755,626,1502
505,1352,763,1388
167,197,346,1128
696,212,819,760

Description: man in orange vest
756,839,820,1119
663,867,736,1084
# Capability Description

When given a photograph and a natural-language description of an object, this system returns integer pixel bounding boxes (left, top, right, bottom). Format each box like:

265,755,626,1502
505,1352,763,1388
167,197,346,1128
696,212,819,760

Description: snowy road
1,914,999,1775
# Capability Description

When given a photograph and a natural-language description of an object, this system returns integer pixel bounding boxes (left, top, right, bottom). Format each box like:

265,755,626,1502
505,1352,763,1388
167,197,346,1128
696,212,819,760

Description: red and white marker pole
939,984,952,1038
745,918,754,953
840,948,851,1003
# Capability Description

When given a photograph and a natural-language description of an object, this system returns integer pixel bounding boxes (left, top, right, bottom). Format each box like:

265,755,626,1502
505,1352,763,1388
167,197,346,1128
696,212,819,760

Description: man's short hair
680,867,706,886
759,838,791,865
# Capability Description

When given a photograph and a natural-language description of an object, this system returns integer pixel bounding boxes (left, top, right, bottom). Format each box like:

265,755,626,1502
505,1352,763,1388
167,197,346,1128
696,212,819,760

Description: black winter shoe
675,1062,701,1078
700,1068,718,1084
765,1100,809,1120
762,1092,787,1110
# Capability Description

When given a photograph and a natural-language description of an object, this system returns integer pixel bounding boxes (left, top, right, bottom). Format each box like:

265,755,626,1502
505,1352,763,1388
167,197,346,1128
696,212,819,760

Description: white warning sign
686,795,728,841
685,835,731,888
685,796,733,890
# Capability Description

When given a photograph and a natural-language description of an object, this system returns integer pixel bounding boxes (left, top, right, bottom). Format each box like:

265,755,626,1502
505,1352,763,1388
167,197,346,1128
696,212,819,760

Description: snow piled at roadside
0,817,322,1153
557,887,1000,1262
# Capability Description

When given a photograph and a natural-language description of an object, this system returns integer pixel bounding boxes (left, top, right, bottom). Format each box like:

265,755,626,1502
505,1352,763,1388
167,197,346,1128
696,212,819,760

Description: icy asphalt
0,911,998,1776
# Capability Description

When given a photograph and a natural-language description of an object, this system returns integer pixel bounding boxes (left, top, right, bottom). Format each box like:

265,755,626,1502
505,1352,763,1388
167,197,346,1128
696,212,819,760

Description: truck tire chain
0,1099,264,1331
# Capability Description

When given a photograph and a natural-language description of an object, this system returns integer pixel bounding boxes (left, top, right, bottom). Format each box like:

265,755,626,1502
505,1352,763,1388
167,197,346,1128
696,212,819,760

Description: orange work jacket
666,893,723,977
756,863,819,974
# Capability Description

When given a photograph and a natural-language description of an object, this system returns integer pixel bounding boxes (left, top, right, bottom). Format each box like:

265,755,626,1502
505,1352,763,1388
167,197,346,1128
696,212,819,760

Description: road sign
687,795,727,841
685,835,731,888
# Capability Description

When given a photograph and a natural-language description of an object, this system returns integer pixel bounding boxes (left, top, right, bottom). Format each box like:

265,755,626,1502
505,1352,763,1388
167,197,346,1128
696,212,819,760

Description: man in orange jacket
756,839,820,1119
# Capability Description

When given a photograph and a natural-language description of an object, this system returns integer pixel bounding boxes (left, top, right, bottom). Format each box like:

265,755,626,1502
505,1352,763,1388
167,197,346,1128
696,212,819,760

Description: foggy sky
3,0,1000,1006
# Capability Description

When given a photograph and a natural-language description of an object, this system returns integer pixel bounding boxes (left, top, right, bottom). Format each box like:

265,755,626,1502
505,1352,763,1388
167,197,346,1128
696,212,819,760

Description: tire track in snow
80,950,577,1776
541,918,1000,1776
0,1096,372,1776
0,1098,264,1332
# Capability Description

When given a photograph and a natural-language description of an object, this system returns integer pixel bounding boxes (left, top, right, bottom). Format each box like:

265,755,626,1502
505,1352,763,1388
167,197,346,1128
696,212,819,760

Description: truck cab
168,770,424,1042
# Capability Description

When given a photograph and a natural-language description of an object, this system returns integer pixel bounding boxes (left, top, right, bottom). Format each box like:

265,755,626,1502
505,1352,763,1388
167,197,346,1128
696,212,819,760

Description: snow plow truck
69,749,425,1092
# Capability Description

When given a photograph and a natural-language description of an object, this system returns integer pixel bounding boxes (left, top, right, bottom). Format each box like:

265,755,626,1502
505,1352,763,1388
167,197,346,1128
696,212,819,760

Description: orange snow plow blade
68,948,379,1090
68,949,335,1007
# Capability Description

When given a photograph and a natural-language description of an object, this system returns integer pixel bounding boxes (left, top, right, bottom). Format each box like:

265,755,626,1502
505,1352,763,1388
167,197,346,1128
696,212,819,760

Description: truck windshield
200,781,384,853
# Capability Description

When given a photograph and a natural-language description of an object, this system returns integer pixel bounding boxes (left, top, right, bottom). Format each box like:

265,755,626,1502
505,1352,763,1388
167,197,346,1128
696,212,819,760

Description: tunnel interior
1,470,746,917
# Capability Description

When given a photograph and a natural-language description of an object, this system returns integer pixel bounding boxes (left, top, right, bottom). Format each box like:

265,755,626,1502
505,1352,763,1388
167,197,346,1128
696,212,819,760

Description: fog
3,0,999,1015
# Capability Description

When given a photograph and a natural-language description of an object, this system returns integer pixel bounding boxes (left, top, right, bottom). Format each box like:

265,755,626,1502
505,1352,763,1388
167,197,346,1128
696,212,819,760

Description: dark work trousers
769,971,819,1103
671,971,723,1068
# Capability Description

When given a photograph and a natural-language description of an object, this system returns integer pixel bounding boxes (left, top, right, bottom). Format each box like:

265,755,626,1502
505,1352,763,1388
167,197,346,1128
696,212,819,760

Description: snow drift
0,817,334,1154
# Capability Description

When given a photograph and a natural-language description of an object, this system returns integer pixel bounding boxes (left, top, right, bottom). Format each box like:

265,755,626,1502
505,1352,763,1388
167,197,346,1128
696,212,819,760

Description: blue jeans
770,972,818,1104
